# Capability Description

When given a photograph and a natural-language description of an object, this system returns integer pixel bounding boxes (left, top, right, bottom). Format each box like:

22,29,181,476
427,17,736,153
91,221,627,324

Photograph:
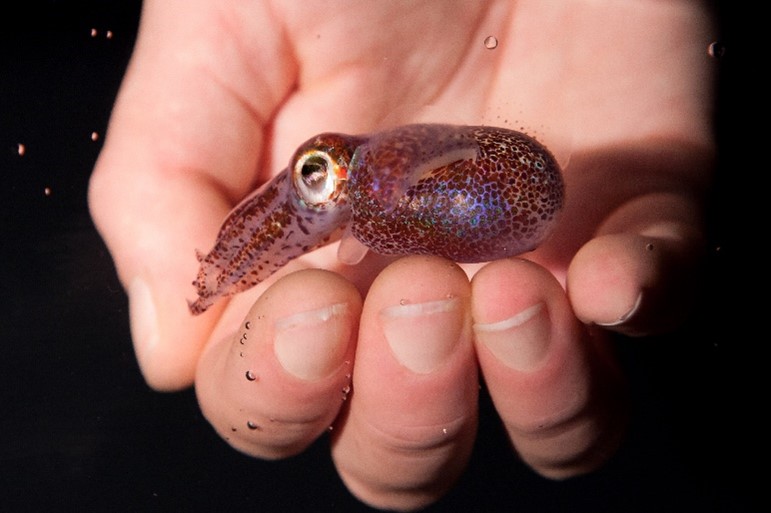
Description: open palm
90,1,714,510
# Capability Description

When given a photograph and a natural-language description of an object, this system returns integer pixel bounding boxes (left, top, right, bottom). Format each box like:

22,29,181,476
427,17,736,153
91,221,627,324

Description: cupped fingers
472,258,625,479
195,269,361,459
332,256,478,511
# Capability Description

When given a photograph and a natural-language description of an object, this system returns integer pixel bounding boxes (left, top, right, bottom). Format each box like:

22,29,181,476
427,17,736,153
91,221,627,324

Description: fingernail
380,297,466,374
128,277,160,355
473,302,550,371
596,292,643,327
274,303,352,381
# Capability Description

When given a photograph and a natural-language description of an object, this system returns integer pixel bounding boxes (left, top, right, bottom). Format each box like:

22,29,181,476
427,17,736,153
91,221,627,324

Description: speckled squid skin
189,124,564,315
348,124,564,262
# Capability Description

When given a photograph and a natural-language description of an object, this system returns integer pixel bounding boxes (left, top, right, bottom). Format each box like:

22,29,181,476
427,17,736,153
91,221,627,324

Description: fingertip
471,258,567,328
567,233,650,327
567,232,697,335
471,258,584,402
195,269,361,459
356,255,474,384
568,191,707,335
471,259,623,478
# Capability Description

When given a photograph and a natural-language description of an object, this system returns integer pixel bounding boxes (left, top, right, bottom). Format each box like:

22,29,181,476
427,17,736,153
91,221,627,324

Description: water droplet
707,41,725,58
645,243,654,251
246,420,262,430
106,30,114,39
484,35,498,50
245,370,258,381
245,321,251,330
399,298,409,306
90,28,98,37
44,187,52,197
442,427,448,435
17,143,26,156
90,131,99,141
342,384,351,394
328,425,334,431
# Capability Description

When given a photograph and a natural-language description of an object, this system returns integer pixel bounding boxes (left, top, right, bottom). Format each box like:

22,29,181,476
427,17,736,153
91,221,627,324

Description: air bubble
707,41,725,58
17,143,26,156
245,370,258,381
44,187,52,197
246,421,262,430
90,28,98,37
245,321,251,330
484,35,498,50
90,131,99,141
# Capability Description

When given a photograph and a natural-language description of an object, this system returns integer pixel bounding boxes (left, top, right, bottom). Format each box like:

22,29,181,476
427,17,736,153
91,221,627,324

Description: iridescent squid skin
189,124,564,315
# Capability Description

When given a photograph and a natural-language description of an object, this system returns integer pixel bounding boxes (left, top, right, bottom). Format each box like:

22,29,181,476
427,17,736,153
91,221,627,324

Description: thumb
90,126,232,390
88,0,290,389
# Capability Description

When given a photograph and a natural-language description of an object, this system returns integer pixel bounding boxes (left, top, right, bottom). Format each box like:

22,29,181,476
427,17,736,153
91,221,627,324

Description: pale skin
88,1,715,510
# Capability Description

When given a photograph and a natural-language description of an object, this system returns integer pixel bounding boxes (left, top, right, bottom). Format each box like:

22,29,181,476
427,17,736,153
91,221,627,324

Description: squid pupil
301,157,328,189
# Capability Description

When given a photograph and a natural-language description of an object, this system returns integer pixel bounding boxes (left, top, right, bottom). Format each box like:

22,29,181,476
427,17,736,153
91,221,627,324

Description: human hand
89,0,715,510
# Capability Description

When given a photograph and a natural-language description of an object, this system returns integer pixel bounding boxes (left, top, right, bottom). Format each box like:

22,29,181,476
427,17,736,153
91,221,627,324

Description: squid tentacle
188,171,350,315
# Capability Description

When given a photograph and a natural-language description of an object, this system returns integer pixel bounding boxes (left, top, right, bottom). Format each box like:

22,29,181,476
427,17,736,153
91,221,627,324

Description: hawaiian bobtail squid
189,124,564,315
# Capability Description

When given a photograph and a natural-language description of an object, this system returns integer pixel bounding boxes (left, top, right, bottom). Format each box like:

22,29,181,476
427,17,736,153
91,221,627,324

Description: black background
1,2,768,512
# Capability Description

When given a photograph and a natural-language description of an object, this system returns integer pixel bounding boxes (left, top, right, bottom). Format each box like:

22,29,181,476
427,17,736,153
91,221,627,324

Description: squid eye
292,150,340,206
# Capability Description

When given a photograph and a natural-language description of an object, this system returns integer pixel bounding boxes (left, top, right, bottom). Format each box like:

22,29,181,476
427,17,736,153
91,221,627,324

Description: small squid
189,124,564,315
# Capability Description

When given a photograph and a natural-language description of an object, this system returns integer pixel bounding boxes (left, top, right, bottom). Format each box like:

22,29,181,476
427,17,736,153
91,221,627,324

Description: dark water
0,1,768,512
